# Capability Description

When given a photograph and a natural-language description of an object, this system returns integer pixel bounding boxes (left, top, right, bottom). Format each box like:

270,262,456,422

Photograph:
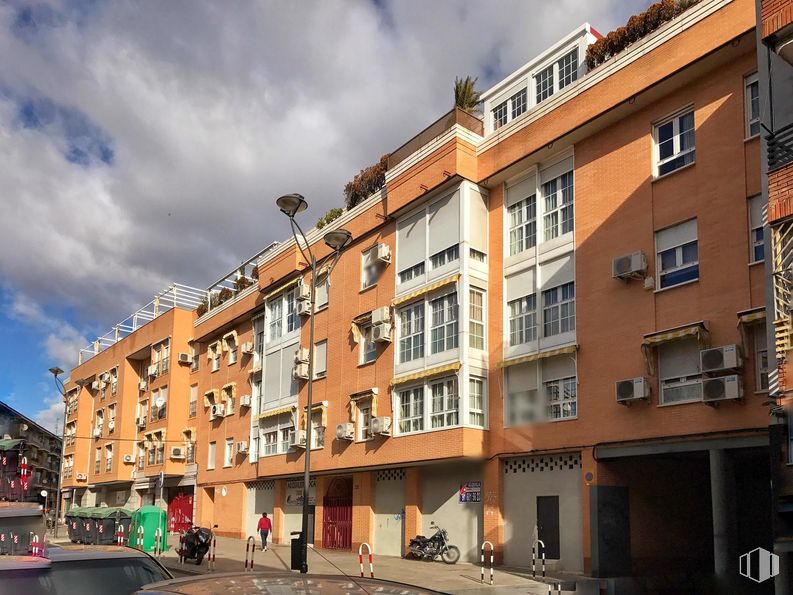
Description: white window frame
755,323,769,392
253,315,265,369
314,340,328,379
508,294,537,346
226,335,238,365
542,282,575,337
430,292,459,355
745,72,760,138
310,411,325,449
749,195,765,264
315,274,329,310
361,247,383,289
468,377,486,427
223,438,233,467
492,100,508,130
429,244,459,270
544,375,577,421
397,386,425,434
267,288,298,342
542,171,574,241
358,403,372,441
469,288,485,350
210,342,221,372
189,385,198,418
398,262,425,285
360,323,377,365
653,107,695,177
207,441,216,470
398,302,425,363
656,223,699,290
508,195,537,256
430,377,459,429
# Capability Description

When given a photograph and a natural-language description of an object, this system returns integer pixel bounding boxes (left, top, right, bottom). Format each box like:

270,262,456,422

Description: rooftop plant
316,207,344,229
585,0,701,70
343,154,388,210
454,76,481,115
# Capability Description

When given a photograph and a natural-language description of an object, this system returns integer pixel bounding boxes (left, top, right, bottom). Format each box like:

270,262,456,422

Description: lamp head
49,367,64,378
276,193,308,218
323,228,352,251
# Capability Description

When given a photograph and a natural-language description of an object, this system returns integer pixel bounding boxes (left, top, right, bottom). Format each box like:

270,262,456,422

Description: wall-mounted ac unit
138,380,148,392
136,417,146,428
91,380,101,391
108,420,115,431
612,251,647,281
178,352,191,364
100,372,111,382
615,377,649,405
99,381,108,390
236,441,248,454
703,375,743,404
372,306,390,326
295,347,310,364
293,362,309,380
289,430,306,448
375,243,392,263
170,447,186,460
297,300,312,316
372,323,392,343
241,342,254,355
700,345,742,373
147,365,158,377
93,427,102,438
336,423,354,441
123,454,134,464
239,394,252,408
296,283,311,301
370,416,392,436
210,404,226,419
76,473,87,481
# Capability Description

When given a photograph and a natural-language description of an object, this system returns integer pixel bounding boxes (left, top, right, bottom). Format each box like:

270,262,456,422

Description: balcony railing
138,456,144,470
769,122,793,171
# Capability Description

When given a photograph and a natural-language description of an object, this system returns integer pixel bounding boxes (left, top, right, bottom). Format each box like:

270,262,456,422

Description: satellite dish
154,397,165,408
221,486,228,497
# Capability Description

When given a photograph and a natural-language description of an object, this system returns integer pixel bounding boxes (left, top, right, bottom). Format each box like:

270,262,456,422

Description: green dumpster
65,507,83,543
76,507,98,544
92,507,133,545
128,506,167,553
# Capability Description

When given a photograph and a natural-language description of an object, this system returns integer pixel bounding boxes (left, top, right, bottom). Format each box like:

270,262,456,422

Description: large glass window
268,288,298,340
508,195,537,255
543,171,574,241
430,293,459,354
469,377,485,427
545,376,577,420
745,73,760,138
398,387,425,434
749,195,764,263
755,323,769,391
430,245,459,270
542,282,575,337
399,302,425,363
492,100,508,130
509,294,537,345
207,441,216,470
557,49,578,89
469,289,485,350
535,64,554,103
398,262,425,284
358,403,372,441
656,220,699,289
361,324,377,364
655,109,695,176
430,378,459,428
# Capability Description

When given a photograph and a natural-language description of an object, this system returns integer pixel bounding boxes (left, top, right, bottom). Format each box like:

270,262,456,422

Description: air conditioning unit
91,380,101,391
99,381,108,390
375,243,391,263
296,282,311,301
108,420,115,431
370,416,392,436
76,473,87,481
372,323,392,343
123,454,134,464
100,372,111,382
297,300,312,316
210,404,226,419
336,423,354,441
293,362,309,380
170,447,186,460
289,430,307,448
178,352,191,364
241,342,254,355
236,441,248,454
700,345,742,373
703,375,743,404
240,394,252,407
93,427,102,437
612,251,647,280
371,306,391,326
136,417,146,428
615,377,650,405
295,347,310,364
138,380,148,391
147,365,158,377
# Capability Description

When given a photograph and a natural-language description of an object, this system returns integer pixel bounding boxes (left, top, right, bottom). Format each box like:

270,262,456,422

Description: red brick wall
762,0,793,38
768,162,793,223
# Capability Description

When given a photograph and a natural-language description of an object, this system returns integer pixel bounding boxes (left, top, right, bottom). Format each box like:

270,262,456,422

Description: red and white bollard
116,525,125,546
244,536,255,571
207,535,216,571
178,531,185,564
154,528,163,557
136,525,145,550
358,543,373,578
31,534,41,557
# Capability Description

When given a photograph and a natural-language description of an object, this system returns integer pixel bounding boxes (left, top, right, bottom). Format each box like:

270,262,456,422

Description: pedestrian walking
257,512,272,551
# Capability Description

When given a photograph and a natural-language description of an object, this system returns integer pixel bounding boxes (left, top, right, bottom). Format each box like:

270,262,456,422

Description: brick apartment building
60,0,783,589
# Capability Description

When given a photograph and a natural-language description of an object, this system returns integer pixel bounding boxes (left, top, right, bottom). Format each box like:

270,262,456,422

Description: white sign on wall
285,479,316,507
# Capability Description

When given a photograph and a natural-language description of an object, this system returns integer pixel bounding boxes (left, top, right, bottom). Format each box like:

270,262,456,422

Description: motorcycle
180,526,212,565
408,521,461,564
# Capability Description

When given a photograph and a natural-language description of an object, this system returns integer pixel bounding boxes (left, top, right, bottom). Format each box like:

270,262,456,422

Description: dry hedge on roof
343,154,388,210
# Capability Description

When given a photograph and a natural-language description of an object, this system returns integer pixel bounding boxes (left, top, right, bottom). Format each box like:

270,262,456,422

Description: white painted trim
385,124,483,183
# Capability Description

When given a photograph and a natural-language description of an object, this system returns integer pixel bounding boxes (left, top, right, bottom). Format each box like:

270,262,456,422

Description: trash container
128,506,167,553
65,507,82,543
290,531,303,571
76,507,97,544
92,507,133,545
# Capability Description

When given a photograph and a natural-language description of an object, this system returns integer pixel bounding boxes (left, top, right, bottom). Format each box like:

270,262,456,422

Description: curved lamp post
275,194,351,573
48,367,66,538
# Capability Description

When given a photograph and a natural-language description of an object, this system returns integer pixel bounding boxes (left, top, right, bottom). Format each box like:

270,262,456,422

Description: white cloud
33,394,64,434
0,0,649,336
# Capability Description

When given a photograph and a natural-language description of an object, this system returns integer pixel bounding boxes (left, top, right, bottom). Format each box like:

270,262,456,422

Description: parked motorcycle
180,526,212,565
408,521,460,564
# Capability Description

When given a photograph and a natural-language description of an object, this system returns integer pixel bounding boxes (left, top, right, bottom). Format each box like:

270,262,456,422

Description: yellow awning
302,401,328,428
498,345,577,368
349,389,378,419
221,382,237,402
391,361,461,386
222,330,238,351
349,388,378,401
641,321,709,375
737,308,765,326
257,405,294,420
392,274,460,306
261,277,301,302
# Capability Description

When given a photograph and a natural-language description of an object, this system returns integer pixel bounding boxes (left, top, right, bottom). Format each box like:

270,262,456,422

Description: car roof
0,544,157,569
136,572,448,595
0,556,51,571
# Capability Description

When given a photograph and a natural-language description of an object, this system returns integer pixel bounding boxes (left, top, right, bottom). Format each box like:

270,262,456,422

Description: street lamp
276,194,352,573
48,367,66,538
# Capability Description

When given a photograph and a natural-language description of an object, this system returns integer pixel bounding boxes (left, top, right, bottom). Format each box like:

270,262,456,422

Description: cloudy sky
0,0,648,432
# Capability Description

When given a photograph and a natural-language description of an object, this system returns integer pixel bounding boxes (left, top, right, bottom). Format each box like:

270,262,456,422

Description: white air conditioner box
138,380,148,392
91,380,100,391
295,347,310,364
210,403,226,419
123,454,134,464
703,375,743,403
241,342,254,355
239,394,252,407
108,420,115,431
100,372,110,382
136,417,146,428
372,323,392,343
336,423,354,441
236,441,248,454
76,473,87,481
93,427,102,437
615,377,650,405
375,242,392,263
293,362,309,380
612,251,647,280
700,345,742,373
289,430,306,448
371,306,390,326
178,352,191,364
370,416,392,436
147,365,158,377
296,283,311,301
297,300,312,316
170,446,185,460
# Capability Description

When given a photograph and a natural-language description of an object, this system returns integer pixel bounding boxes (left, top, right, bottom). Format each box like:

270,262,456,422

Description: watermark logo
739,547,779,583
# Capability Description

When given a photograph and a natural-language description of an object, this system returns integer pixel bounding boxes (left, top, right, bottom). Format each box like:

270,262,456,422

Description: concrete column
482,458,504,564
313,476,328,548
710,449,736,577
352,472,375,551
404,467,422,556
273,480,285,544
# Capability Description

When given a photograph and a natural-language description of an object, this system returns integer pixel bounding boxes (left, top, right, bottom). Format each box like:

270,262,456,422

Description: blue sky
0,0,649,430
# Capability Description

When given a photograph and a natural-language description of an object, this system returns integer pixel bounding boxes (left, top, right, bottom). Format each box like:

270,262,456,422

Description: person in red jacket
257,512,272,551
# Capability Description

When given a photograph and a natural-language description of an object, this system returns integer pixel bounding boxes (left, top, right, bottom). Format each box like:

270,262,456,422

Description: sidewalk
159,534,561,594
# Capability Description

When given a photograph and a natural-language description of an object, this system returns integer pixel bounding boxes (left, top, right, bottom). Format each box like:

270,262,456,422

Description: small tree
343,155,388,210
454,76,481,115
317,207,344,229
